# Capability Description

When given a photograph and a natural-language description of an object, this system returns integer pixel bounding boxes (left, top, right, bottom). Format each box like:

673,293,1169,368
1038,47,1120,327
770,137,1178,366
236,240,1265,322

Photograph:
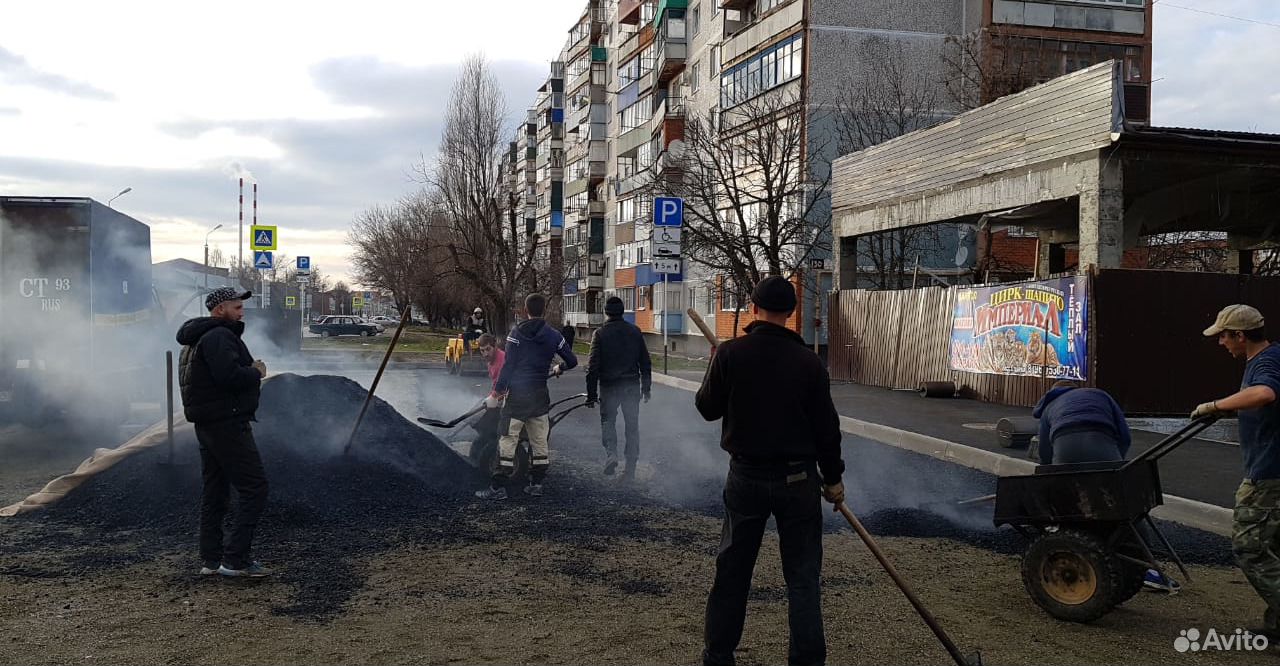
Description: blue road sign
254,250,274,270
654,197,683,226
297,256,311,271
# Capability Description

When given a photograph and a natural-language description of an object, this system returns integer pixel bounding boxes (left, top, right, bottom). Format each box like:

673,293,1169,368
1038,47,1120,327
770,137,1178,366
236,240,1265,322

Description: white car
356,317,385,333
370,315,399,328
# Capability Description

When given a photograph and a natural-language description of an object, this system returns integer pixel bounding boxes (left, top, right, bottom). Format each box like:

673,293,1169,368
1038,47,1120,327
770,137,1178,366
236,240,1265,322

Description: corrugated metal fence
827,283,1070,408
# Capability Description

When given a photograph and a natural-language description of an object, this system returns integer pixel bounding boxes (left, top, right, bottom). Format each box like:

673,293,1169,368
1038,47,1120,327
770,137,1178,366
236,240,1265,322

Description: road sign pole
662,274,669,374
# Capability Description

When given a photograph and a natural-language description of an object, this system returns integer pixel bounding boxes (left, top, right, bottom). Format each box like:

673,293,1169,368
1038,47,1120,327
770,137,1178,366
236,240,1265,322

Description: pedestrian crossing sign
352,295,364,308
254,250,273,270
250,225,277,251
285,296,297,308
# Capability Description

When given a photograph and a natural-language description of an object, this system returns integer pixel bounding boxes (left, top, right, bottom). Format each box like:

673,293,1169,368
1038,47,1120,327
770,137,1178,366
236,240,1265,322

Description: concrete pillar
1077,157,1124,270
1226,233,1255,275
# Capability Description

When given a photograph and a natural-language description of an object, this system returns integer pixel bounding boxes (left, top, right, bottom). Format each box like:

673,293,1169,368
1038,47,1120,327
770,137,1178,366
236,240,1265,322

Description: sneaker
475,485,507,500
603,454,618,476
218,561,271,578
523,483,543,497
198,561,221,576
1143,569,1181,594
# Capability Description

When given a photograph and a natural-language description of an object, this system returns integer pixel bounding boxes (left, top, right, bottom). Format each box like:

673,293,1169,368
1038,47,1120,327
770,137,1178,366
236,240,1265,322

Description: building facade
511,0,1153,352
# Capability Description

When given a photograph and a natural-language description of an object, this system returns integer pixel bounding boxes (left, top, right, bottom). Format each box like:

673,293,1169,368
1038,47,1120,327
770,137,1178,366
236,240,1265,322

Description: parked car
370,315,399,328
309,315,380,338
356,317,385,333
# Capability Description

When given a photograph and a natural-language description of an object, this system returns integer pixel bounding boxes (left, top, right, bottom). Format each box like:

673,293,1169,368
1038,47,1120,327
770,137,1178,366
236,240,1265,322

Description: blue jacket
1032,386,1131,460
495,318,578,393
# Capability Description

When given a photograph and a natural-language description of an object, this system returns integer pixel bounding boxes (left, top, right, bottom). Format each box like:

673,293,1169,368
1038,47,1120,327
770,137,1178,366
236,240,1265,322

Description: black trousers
196,420,269,569
704,460,825,666
599,381,641,466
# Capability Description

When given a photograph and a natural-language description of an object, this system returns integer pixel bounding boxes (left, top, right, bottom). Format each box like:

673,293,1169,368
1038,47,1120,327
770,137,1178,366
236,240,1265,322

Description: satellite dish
667,139,687,160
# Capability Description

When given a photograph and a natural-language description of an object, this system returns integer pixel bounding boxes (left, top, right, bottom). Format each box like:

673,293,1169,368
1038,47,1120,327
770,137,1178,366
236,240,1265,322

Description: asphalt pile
11,374,482,617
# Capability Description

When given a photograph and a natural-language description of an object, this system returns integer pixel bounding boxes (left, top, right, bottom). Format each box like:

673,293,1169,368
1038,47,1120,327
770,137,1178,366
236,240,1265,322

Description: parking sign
653,197,683,226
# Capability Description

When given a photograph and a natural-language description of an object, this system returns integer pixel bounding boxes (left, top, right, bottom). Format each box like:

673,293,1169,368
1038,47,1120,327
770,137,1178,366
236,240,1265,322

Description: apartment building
511,0,1152,353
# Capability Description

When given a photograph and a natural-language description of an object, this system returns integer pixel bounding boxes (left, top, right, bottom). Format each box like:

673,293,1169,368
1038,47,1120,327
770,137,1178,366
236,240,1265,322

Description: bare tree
348,193,441,316
415,55,539,334
655,89,831,332
1140,231,1229,272
942,27,1052,111
832,38,948,154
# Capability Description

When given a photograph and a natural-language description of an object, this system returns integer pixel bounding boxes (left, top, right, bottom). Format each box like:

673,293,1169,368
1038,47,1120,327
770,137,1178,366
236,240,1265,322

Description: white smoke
222,161,256,182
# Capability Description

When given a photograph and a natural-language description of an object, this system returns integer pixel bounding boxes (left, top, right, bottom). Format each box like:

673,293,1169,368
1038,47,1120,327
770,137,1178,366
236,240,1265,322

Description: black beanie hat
604,296,625,316
751,275,796,313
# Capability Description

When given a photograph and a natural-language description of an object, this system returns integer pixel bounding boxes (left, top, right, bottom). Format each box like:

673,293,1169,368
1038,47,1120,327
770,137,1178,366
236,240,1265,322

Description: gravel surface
0,369,1266,665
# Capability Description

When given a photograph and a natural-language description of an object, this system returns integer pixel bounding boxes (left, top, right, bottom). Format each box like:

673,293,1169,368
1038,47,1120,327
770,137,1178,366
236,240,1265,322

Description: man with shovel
695,275,845,666
176,287,270,579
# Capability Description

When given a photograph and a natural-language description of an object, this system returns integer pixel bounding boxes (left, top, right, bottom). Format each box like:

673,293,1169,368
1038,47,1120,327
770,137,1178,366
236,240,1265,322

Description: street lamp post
204,223,224,289
107,187,132,208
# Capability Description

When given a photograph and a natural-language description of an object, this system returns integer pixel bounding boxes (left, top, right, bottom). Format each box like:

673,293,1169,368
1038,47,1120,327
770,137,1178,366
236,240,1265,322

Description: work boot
199,561,221,576
603,452,618,476
218,561,271,578
523,483,543,497
621,466,636,482
475,485,507,500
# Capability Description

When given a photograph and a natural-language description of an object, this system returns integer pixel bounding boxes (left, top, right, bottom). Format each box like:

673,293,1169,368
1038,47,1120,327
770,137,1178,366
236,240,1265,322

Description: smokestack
238,178,244,271
253,183,258,226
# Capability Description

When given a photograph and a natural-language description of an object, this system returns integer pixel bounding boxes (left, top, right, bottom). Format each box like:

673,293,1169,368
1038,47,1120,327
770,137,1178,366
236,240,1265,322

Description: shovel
417,402,487,428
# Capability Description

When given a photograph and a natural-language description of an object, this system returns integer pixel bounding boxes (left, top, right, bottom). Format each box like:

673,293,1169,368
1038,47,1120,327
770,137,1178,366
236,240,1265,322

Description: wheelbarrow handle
548,393,590,430
1123,415,1220,467
417,402,487,428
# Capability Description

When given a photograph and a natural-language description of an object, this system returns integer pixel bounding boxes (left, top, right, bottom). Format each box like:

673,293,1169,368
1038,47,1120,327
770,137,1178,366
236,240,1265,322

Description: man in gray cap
585,295,652,479
176,287,270,578
1195,304,1280,638
695,275,844,666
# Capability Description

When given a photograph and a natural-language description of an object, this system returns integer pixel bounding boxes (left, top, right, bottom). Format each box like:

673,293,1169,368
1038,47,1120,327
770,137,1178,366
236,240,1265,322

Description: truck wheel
1021,529,1120,622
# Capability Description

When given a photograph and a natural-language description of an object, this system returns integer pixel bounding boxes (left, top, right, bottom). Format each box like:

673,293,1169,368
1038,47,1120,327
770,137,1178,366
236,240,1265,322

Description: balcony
618,0,644,25
588,200,606,218
565,312,606,327
721,0,752,8
651,311,685,334
723,0,802,64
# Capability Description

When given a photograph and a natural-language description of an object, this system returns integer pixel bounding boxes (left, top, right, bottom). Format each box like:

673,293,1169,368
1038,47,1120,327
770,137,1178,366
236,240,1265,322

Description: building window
620,94,651,131
619,287,637,311
758,0,787,13
691,63,701,92
720,34,802,108
691,4,701,36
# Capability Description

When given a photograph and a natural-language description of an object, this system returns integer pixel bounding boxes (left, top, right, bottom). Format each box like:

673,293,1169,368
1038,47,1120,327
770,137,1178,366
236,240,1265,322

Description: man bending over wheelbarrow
1193,304,1280,641
475,293,578,500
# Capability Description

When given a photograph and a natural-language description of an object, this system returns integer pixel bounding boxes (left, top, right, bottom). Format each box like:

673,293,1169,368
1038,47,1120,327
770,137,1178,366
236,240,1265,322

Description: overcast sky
1,0,1277,286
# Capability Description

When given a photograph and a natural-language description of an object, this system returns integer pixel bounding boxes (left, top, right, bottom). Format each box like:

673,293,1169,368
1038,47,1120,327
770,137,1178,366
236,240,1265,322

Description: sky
1,0,1278,287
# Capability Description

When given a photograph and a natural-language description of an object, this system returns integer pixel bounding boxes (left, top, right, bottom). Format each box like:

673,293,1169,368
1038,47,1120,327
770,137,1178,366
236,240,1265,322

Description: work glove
642,390,651,403
484,395,500,409
585,397,597,408
821,481,846,505
1191,401,1227,420
252,360,267,378
550,364,564,378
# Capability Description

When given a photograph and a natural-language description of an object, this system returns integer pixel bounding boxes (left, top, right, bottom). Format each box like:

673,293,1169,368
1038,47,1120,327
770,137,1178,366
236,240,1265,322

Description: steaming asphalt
323,367,1232,565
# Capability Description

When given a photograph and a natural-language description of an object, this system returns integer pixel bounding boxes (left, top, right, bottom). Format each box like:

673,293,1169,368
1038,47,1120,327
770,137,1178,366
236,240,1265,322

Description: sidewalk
658,370,1243,514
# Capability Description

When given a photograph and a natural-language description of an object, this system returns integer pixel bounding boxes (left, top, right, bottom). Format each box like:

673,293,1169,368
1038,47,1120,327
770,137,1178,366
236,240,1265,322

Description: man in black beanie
695,274,845,666
585,295,652,479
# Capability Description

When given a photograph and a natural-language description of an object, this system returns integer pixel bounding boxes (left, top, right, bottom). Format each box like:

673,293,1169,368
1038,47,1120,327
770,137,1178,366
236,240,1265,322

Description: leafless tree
348,193,441,316
942,27,1052,111
831,38,949,154
414,55,540,334
654,89,831,332
1139,231,1229,272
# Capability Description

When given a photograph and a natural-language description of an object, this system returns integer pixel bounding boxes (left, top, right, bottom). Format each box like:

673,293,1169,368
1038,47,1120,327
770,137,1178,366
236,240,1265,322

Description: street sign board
653,197,683,226
250,225,278,251
352,295,364,308
653,258,681,274
253,250,274,270
296,256,311,273
651,242,681,258
285,296,297,308
654,226,681,243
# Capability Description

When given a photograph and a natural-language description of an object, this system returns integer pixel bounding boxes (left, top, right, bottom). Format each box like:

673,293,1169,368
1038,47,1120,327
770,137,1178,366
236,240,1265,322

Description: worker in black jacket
585,296,652,479
176,287,270,578
695,275,845,666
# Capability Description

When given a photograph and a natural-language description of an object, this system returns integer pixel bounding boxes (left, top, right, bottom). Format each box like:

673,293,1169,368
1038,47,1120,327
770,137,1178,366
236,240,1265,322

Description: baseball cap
206,286,253,311
1203,304,1265,336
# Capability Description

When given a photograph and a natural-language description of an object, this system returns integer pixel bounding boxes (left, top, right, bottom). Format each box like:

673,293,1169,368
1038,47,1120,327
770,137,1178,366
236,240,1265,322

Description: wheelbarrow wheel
1022,529,1120,622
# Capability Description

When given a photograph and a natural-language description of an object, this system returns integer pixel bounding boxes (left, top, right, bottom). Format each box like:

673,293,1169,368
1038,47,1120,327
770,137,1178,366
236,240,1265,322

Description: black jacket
585,316,652,400
176,317,262,425
695,320,844,484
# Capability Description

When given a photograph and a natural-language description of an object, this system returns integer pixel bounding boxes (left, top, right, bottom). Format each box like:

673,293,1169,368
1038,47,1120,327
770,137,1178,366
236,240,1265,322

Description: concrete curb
651,373,1233,537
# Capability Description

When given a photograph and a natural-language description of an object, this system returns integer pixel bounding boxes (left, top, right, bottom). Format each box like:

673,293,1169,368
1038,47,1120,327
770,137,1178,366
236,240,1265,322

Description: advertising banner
949,276,1088,380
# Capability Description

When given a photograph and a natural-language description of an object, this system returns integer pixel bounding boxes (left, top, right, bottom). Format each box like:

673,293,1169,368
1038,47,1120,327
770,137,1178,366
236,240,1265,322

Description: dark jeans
196,420,269,569
704,460,825,666
1046,427,1124,465
600,381,641,466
